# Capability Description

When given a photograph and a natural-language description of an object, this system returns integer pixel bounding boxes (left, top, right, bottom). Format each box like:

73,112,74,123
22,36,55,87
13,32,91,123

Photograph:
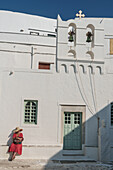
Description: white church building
0,10,113,162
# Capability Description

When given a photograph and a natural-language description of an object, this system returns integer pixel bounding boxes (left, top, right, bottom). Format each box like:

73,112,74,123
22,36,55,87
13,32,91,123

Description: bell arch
86,24,95,47
68,23,76,46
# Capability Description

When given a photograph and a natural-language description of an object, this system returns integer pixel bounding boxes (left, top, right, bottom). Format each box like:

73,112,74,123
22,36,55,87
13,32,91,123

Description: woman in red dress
8,127,24,161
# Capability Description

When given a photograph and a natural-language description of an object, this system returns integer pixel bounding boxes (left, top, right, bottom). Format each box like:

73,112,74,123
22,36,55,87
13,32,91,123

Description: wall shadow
43,104,112,169
6,129,14,160
6,128,23,160
7,130,14,147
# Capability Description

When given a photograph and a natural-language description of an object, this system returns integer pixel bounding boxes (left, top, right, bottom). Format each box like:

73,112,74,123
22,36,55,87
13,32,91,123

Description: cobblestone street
0,160,113,170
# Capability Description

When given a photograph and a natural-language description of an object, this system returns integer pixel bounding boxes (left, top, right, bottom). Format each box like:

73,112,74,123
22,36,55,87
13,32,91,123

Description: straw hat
13,127,23,133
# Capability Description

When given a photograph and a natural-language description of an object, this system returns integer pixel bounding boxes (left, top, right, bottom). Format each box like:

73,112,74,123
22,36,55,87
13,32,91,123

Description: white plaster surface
0,10,113,162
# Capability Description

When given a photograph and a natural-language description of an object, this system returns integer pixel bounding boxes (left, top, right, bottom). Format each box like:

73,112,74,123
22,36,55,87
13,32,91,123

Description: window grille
111,102,113,125
24,100,38,124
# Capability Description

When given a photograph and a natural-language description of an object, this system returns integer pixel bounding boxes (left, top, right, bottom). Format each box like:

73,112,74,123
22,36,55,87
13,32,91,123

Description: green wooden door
63,112,82,150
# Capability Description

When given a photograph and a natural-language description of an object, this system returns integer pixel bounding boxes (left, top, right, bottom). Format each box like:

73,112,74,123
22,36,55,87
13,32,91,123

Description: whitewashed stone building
0,10,113,162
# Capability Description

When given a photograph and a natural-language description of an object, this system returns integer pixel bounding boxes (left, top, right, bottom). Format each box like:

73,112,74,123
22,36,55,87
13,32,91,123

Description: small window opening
110,39,113,55
30,31,39,36
47,34,56,37
38,62,50,70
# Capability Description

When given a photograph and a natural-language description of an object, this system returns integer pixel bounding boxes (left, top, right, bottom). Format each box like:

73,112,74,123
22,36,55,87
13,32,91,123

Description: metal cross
76,10,85,19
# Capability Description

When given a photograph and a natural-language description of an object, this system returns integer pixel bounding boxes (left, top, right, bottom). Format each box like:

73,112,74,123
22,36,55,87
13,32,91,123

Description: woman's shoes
12,156,15,160
10,156,15,161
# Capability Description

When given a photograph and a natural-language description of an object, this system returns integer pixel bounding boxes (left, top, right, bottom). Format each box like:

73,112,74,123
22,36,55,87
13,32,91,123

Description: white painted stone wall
0,10,113,162
57,16,113,162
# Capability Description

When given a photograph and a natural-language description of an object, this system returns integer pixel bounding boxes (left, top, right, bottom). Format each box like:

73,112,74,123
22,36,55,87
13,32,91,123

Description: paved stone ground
0,159,113,170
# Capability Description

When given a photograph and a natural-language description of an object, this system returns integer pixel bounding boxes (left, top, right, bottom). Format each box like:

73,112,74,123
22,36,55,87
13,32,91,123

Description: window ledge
21,124,39,128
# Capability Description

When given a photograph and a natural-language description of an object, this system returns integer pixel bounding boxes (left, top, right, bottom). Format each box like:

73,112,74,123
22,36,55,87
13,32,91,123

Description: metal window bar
24,100,38,124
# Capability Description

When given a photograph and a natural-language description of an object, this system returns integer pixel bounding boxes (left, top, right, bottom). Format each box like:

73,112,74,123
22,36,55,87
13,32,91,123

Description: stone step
52,159,96,164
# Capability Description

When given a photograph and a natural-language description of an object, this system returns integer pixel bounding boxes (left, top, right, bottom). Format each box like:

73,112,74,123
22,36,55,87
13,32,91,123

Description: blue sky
0,0,113,20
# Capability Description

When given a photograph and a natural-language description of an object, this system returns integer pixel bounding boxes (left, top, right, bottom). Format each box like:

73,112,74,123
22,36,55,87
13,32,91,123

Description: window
30,31,39,36
111,102,113,125
110,39,113,55
47,34,56,37
24,100,38,124
38,62,50,70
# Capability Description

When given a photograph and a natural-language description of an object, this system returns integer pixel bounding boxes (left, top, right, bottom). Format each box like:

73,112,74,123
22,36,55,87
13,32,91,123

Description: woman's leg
11,152,16,160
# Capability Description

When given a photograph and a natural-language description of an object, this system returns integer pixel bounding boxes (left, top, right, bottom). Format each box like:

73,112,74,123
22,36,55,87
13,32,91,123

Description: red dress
8,133,23,155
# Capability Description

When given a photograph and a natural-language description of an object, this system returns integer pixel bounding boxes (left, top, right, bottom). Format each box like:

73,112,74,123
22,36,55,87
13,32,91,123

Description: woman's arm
18,133,24,142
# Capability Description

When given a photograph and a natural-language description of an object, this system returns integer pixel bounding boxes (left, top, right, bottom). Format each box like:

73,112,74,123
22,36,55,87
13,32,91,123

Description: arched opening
86,51,94,59
70,64,76,73
96,66,102,74
88,65,93,74
60,64,68,73
68,23,76,46
86,24,95,47
79,65,85,73
68,50,76,58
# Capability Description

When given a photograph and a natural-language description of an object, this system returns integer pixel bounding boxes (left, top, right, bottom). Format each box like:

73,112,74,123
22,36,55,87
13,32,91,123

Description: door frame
61,105,86,149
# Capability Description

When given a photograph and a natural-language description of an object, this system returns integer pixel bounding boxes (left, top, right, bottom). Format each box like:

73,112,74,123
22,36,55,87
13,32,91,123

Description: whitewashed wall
57,15,113,162
0,10,113,162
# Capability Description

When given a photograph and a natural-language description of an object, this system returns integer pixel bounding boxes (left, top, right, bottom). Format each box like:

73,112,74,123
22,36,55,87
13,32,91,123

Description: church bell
86,31,93,43
69,35,74,42
86,36,91,42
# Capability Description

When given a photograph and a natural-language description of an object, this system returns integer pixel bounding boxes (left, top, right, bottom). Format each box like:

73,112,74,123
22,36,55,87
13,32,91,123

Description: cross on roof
76,10,85,19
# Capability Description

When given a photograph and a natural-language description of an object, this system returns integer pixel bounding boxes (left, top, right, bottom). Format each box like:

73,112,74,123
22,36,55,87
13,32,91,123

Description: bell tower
56,11,104,74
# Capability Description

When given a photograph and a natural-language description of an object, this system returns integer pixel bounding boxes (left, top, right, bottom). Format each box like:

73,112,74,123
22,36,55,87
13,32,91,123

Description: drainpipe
97,116,100,161
56,15,59,73
31,47,33,69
